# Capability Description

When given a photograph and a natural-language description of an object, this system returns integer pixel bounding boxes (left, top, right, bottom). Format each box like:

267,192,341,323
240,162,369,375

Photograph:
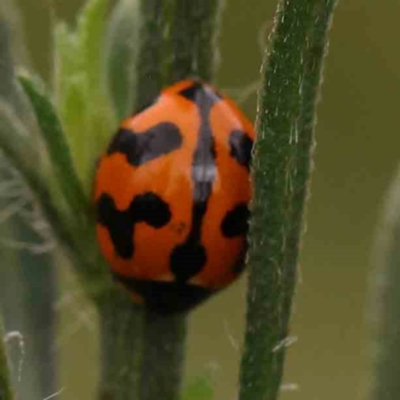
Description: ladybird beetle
94,80,254,313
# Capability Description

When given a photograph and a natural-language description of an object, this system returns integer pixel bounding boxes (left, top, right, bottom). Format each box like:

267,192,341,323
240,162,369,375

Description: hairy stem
169,0,223,82
134,0,169,112
139,312,187,400
136,1,224,399
239,1,336,399
97,289,143,400
98,2,171,399
367,166,400,400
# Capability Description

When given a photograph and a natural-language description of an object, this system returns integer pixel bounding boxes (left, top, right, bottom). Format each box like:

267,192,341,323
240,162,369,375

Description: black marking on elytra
107,123,182,166
97,192,171,259
179,81,223,104
168,82,222,282
113,273,213,314
221,204,250,238
229,130,253,170
170,201,208,283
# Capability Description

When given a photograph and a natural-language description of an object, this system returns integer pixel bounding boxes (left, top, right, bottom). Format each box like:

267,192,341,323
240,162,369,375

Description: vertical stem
367,166,400,400
134,0,169,112
239,1,336,400
137,2,223,399
139,312,187,400
169,0,223,83
194,0,223,82
0,318,15,400
97,289,143,400
99,0,173,400
18,246,57,399
98,2,170,398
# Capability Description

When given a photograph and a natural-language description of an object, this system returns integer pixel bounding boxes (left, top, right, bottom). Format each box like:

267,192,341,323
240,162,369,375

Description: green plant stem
0,318,15,400
95,2,169,399
238,1,336,400
134,0,168,112
18,247,57,399
97,289,143,400
169,0,223,82
134,2,224,399
139,311,187,400
97,3,173,398
367,166,400,400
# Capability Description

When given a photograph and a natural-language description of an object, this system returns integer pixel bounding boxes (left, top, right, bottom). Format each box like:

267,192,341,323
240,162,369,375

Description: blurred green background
4,0,400,399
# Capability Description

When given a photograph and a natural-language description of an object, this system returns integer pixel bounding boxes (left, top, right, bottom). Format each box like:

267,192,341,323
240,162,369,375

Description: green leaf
0,100,41,186
181,376,214,400
105,0,140,119
18,74,88,218
53,22,81,108
76,0,109,97
0,99,79,257
53,0,115,192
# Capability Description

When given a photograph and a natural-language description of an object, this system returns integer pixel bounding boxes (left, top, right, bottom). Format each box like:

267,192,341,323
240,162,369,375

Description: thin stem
97,289,143,400
367,166,400,400
139,312,187,400
96,2,169,399
169,0,223,83
97,2,172,398
17,235,57,399
134,0,169,112
239,1,336,400
0,318,15,400
136,2,223,399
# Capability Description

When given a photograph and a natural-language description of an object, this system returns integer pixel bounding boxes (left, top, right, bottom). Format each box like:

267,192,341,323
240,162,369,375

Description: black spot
179,81,222,105
179,81,204,102
221,204,250,238
170,241,207,283
113,273,212,314
130,193,171,228
97,194,134,258
96,192,171,259
229,130,253,169
107,123,182,166
169,201,208,282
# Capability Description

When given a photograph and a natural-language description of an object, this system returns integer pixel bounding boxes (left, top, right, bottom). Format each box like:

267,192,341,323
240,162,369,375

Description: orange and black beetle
94,80,254,313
